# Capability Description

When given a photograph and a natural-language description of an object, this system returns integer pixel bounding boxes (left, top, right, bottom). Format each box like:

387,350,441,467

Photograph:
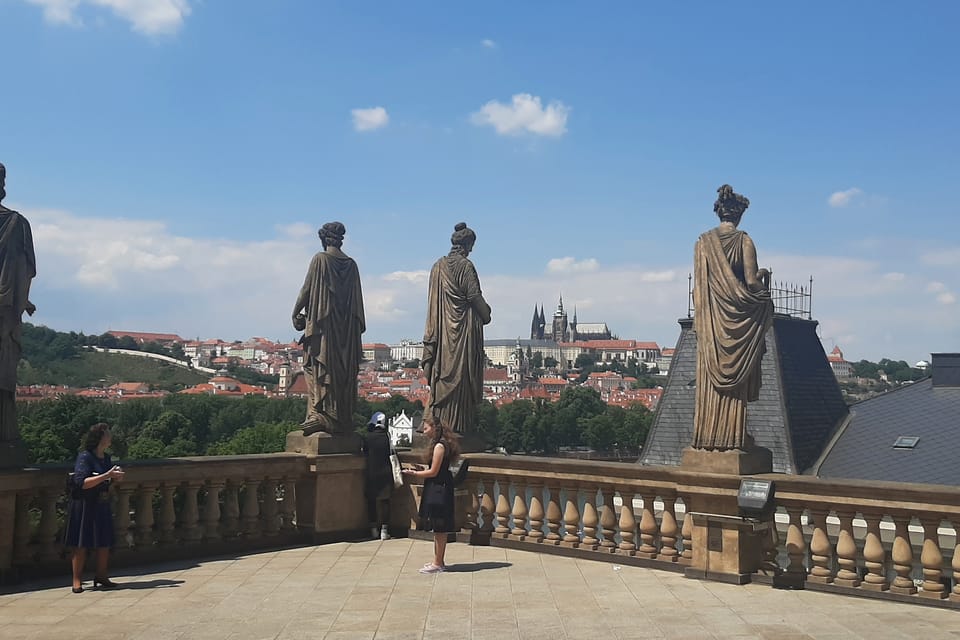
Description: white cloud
827,187,863,208
25,0,191,35
921,248,960,266
927,281,947,293
275,222,315,239
471,93,570,137
481,38,497,49
383,270,430,284
937,292,956,305
351,106,389,132
546,257,599,274
882,272,905,282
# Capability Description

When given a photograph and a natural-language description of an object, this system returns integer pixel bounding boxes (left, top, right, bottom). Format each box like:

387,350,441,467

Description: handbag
389,448,403,489
422,482,447,508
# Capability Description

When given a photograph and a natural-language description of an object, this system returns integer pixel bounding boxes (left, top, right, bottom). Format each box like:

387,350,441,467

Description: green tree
544,356,558,368
209,422,294,455
117,336,139,350
575,353,597,369
619,403,653,452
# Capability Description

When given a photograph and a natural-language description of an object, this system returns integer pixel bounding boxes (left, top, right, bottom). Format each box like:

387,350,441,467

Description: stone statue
692,185,773,451
0,163,36,450
292,222,365,436
423,222,491,433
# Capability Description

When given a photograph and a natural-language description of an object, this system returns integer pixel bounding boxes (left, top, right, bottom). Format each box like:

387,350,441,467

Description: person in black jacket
361,411,393,540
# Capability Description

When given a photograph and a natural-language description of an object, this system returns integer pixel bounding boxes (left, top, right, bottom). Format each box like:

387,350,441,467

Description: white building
390,340,424,363
388,410,419,448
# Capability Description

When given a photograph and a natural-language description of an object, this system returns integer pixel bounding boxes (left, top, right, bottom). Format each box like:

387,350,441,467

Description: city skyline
3,1,958,363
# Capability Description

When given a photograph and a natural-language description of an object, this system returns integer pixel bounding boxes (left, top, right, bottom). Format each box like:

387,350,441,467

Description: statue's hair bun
454,222,467,231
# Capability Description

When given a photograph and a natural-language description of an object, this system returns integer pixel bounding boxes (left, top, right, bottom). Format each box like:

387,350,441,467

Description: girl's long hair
423,416,460,464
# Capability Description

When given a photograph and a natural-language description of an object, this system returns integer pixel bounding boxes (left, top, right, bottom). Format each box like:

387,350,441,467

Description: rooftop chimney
931,353,960,388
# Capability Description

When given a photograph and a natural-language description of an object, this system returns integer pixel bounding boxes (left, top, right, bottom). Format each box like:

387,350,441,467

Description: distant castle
529,295,612,343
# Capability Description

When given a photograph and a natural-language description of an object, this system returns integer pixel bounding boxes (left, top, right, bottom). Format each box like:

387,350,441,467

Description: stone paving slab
2,539,959,639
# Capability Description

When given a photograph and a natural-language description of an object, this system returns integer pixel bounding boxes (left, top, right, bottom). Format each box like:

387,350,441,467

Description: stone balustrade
0,454,311,578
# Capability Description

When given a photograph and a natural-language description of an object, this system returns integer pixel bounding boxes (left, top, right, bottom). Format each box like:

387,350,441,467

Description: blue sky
2,1,958,363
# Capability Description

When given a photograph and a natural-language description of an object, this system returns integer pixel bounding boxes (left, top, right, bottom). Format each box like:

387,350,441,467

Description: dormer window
893,436,920,449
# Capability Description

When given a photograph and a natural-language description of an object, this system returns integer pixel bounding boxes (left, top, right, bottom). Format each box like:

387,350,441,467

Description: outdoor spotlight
737,479,775,518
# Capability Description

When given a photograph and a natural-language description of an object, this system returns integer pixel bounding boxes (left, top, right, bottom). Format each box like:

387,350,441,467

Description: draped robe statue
422,223,491,433
292,222,365,435
0,163,36,447
692,185,773,451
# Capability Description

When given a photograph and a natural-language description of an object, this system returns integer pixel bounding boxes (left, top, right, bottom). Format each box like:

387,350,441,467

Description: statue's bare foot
301,415,329,436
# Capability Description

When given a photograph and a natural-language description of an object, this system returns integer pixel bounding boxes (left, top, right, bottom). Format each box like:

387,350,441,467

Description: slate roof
814,376,960,486
640,315,848,474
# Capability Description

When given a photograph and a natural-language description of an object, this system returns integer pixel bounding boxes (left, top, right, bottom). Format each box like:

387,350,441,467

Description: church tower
567,306,579,342
551,295,568,343
530,305,541,340
538,305,546,339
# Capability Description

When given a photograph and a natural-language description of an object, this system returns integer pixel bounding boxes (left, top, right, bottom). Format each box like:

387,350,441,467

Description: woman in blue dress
403,417,459,574
67,423,125,593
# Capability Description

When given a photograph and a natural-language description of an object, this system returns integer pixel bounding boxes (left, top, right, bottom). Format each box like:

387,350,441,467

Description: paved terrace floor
2,540,958,640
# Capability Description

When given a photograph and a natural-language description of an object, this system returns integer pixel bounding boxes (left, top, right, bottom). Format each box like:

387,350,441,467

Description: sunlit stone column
890,515,917,595
636,493,658,559
114,485,134,549
581,488,600,550
479,481,496,535
561,487,581,548
494,479,511,538
181,482,203,544
204,480,224,541
807,508,834,584
157,483,178,545
680,499,693,565
261,478,280,536
545,485,562,545
919,517,947,599
658,496,679,562
222,480,241,538
467,482,480,533
950,531,960,603
509,480,529,541
861,513,889,591
617,490,637,556
241,479,262,538
784,507,807,581
833,511,860,588
135,483,157,548
599,488,617,553
526,482,544,542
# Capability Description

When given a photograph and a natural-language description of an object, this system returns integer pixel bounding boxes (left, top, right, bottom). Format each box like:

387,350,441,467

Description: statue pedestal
684,513,771,585
680,446,772,475
285,430,360,455
0,440,27,469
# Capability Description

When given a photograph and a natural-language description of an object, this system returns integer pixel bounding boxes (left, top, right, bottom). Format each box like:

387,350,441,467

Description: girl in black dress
403,416,459,574
67,423,124,593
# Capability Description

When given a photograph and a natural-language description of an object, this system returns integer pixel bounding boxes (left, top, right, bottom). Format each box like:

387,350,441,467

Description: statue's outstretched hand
24,301,36,316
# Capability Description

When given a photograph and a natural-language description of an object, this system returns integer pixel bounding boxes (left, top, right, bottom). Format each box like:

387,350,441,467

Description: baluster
617,490,637,556
599,488,617,553
261,478,280,536
545,485,562,545
861,513,889,591
561,487,581,548
833,511,860,587
157,483,178,545
919,517,947,599
479,482,496,535
37,488,60,562
241,479,262,538
807,508,833,584
636,493,658,559
13,492,34,565
951,525,960,603
280,478,297,532
509,480,529,541
785,507,807,581
494,479,511,538
680,499,693,565
890,515,917,595
467,483,480,533
581,488,599,550
658,496,679,562
114,485,134,548
135,483,157,548
222,480,241,538
204,480,224,541
180,482,203,544
526,483,544,542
